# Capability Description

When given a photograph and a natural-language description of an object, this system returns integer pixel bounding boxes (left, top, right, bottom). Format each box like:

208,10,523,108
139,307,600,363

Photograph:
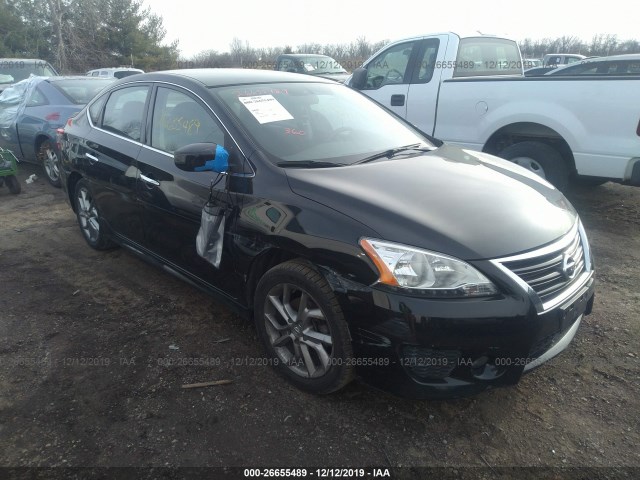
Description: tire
498,141,570,191
5,175,21,194
254,260,355,394
39,140,61,188
74,179,115,250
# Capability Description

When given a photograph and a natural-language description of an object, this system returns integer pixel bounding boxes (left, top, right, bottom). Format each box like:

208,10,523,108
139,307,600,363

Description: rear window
0,60,58,84
51,79,114,104
453,38,522,77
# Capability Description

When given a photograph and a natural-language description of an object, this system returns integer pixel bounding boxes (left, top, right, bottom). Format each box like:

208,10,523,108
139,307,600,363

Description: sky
145,0,638,58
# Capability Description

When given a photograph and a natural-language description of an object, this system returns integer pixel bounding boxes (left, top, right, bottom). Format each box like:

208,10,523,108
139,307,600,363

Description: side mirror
350,67,368,90
174,143,229,173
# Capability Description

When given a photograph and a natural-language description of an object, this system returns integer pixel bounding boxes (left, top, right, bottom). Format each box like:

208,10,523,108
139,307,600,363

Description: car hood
285,145,577,260
315,72,351,83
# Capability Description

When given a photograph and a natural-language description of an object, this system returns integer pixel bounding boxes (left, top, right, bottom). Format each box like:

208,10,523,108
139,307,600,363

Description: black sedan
0,76,113,186
59,69,595,398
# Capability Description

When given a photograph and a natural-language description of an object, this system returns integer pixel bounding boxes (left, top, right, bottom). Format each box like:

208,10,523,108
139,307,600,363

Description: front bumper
334,274,594,399
323,221,595,400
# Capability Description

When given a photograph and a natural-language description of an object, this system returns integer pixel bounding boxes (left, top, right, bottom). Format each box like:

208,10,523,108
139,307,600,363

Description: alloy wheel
76,187,100,243
263,283,334,378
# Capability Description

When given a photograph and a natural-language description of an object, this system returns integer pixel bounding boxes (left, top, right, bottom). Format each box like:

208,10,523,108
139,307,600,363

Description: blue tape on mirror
195,145,229,173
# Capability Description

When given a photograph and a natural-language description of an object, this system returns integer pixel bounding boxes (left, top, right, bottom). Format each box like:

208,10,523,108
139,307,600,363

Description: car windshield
214,82,435,166
301,56,347,74
280,57,347,75
51,78,114,104
0,61,57,84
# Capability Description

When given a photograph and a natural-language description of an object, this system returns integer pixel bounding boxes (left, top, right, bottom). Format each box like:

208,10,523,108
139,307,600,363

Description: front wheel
39,140,61,187
74,179,114,250
498,141,569,191
254,260,355,394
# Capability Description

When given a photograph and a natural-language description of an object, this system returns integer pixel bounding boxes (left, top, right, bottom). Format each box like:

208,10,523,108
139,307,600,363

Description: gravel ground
0,163,638,480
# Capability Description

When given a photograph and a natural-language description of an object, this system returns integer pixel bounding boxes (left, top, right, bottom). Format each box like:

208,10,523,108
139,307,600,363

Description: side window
364,41,415,89
626,62,640,74
26,87,48,107
102,85,149,141
414,39,440,84
547,56,561,66
88,94,108,125
151,87,225,153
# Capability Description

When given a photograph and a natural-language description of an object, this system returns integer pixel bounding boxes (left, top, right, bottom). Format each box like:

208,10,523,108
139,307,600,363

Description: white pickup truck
348,32,640,190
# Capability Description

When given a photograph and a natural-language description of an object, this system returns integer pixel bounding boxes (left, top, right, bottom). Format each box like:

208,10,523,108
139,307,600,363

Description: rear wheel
499,141,569,191
39,140,61,187
254,260,354,394
5,175,21,194
74,179,114,250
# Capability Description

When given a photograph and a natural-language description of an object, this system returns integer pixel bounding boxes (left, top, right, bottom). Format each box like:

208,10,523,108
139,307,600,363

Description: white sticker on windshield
238,95,293,124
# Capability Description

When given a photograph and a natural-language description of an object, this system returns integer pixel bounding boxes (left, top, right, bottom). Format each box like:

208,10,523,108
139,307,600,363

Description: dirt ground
0,163,638,479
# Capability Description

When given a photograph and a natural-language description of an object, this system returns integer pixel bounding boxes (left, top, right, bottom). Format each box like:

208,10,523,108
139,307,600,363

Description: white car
542,53,586,67
548,54,640,75
86,67,144,79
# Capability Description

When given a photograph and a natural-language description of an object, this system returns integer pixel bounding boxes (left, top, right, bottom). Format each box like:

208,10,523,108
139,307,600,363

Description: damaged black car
59,69,595,398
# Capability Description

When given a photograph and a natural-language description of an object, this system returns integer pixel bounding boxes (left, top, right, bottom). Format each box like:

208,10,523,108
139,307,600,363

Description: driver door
358,40,421,117
135,85,242,297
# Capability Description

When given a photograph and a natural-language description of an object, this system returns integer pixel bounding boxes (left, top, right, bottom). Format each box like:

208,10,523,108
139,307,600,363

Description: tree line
0,0,178,73
519,34,639,58
182,36,391,72
1,0,638,74
186,34,640,72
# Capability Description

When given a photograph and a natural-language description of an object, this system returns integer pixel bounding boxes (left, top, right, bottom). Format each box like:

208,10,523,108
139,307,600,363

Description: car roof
47,75,115,82
87,67,143,71
278,54,333,58
568,53,640,62
0,58,53,63
543,53,585,56
126,68,336,87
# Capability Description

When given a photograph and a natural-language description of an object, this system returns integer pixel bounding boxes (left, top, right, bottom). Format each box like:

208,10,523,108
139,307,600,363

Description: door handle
86,153,99,162
390,94,405,106
140,173,160,186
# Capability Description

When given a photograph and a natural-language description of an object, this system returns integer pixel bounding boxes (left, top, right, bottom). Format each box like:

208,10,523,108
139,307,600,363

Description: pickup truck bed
435,75,640,185
348,32,640,190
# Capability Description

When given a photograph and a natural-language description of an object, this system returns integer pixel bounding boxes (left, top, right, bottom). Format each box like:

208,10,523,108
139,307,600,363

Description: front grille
500,228,585,304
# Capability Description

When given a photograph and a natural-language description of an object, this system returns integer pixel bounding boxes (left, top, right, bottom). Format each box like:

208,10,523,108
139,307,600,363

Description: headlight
360,238,498,297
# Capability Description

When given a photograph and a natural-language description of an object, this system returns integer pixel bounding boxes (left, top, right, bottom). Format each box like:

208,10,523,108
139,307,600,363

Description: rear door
135,84,244,298
81,83,151,242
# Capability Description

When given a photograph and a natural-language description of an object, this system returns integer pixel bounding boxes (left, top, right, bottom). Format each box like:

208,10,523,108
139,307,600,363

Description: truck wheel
499,141,569,191
6,175,21,194
39,140,61,188
254,260,355,394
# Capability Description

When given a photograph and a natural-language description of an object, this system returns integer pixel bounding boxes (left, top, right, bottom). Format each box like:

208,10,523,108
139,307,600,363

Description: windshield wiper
277,160,345,169
354,144,432,165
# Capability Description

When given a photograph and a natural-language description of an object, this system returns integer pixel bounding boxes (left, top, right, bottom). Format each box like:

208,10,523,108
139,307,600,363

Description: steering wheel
385,69,403,83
